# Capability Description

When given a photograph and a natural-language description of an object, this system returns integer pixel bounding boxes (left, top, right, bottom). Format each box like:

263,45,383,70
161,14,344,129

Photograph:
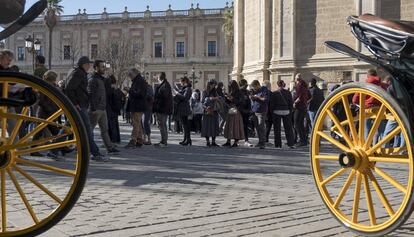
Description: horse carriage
0,1,89,236
311,14,414,236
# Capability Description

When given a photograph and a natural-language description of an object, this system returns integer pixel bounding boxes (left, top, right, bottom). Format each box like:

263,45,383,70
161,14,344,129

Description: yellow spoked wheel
311,83,414,236
0,72,89,236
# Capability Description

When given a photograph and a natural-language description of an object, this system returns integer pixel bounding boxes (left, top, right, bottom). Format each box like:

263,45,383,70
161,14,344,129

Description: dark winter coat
127,74,147,113
65,67,89,109
269,88,294,112
174,85,192,117
308,85,325,112
108,87,124,117
153,79,173,115
38,85,59,119
239,88,252,114
87,72,107,111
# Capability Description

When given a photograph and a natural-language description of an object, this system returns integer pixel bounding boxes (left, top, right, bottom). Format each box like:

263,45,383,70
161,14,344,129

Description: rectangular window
176,42,185,58
154,42,163,58
91,44,98,59
63,45,71,60
207,41,217,57
17,47,25,61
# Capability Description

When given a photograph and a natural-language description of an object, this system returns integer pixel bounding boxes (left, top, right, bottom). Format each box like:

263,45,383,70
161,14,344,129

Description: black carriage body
326,15,414,147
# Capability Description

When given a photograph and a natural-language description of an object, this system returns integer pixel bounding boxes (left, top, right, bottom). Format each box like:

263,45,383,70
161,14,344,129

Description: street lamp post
189,66,202,88
25,34,41,72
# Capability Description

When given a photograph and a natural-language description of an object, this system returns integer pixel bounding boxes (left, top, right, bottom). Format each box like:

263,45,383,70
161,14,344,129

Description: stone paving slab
29,121,414,236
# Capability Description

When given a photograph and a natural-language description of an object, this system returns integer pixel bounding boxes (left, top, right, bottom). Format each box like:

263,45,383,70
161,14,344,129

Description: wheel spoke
0,111,71,133
367,126,402,155
367,170,395,217
378,147,407,155
342,95,358,145
15,157,76,177
317,131,350,152
0,133,72,153
334,169,355,208
368,156,409,164
7,107,29,145
327,110,354,149
17,109,64,145
373,167,407,194
15,139,76,156
364,105,386,149
1,82,8,139
7,168,39,224
359,94,366,146
1,170,6,232
321,168,348,186
14,165,63,204
315,155,339,161
363,174,377,226
352,172,362,223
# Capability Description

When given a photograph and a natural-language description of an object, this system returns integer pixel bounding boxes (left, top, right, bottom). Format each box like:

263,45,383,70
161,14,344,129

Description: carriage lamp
34,39,41,51
25,34,42,72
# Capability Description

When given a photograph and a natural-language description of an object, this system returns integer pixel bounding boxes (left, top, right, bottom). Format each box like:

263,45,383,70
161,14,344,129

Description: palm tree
222,8,234,49
44,0,63,69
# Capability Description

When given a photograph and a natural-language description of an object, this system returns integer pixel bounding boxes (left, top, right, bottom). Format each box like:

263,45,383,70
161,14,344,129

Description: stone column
257,0,272,82
231,0,245,81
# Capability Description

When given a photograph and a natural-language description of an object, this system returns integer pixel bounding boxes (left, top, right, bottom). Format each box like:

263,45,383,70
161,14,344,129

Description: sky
26,0,230,15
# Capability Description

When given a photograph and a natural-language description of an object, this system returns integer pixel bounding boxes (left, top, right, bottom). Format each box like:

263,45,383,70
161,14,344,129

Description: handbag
228,107,238,115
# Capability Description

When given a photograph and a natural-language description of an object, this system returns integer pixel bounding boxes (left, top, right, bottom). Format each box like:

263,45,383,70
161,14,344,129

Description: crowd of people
4,49,374,163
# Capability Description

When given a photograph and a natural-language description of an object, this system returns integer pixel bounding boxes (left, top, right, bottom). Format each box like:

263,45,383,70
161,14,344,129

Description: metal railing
32,7,227,23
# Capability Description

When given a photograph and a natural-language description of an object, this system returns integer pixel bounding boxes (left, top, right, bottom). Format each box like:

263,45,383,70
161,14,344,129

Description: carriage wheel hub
339,150,370,171
0,151,12,169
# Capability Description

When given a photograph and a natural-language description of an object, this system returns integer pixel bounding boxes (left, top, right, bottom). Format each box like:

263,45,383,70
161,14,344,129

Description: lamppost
25,35,41,72
187,66,202,88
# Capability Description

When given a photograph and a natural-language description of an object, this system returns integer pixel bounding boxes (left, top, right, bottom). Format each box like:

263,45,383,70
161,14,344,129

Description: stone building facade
232,0,414,88
5,4,233,90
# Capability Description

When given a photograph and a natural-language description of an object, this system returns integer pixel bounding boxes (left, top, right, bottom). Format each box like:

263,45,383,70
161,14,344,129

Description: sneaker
91,155,110,162
154,142,168,148
222,142,231,147
46,152,65,162
107,148,120,154
124,140,136,149
244,141,253,147
231,143,239,148
255,143,265,149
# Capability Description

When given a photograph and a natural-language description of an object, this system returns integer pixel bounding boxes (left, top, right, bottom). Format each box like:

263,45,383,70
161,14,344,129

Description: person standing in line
125,68,147,148
107,76,123,144
201,80,220,147
87,60,119,154
191,91,204,134
269,80,295,148
307,78,325,128
153,72,173,147
142,78,154,145
293,73,310,147
222,80,245,148
238,79,253,147
263,80,273,145
173,76,193,146
65,56,106,161
250,80,270,149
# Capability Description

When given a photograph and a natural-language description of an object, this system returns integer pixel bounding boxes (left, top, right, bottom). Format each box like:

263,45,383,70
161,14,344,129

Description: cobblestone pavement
36,121,414,237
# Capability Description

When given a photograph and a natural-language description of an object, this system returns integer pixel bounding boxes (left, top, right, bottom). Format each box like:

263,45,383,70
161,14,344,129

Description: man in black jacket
308,78,325,128
153,72,173,147
125,68,147,148
88,60,119,154
65,56,106,161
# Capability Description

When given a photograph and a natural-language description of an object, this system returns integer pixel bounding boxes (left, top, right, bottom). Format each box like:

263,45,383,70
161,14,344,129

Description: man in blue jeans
63,56,108,162
250,80,269,149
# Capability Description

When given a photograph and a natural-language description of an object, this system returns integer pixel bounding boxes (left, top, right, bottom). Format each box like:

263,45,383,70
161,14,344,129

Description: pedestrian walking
107,76,123,144
173,76,193,146
65,56,106,161
142,80,154,145
125,68,147,148
87,60,119,154
153,72,173,147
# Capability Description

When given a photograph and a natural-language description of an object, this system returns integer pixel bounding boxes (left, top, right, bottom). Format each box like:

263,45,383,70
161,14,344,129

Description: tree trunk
48,29,53,69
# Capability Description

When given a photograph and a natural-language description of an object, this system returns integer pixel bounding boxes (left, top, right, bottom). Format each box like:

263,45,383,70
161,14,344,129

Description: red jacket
352,76,387,108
